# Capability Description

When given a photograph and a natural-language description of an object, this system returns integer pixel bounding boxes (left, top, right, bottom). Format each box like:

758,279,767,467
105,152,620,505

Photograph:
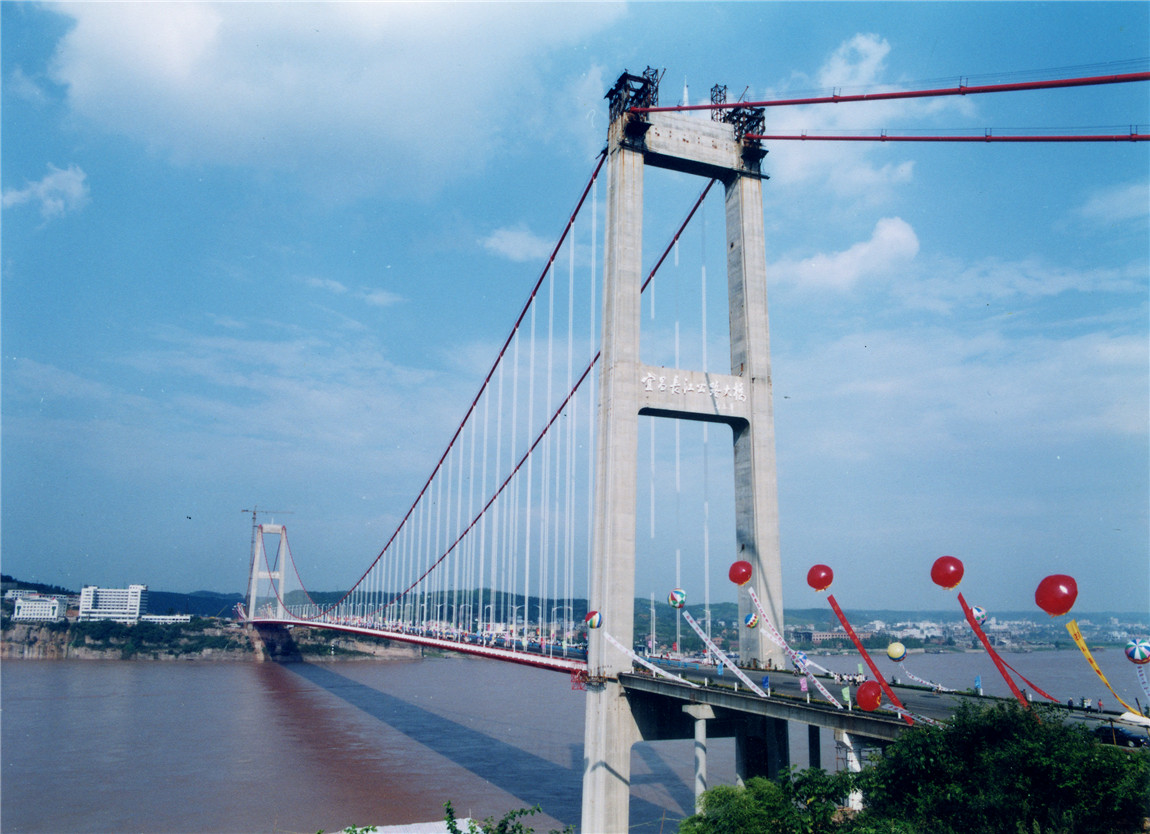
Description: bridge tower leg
245,524,288,621
582,106,646,834
583,71,785,834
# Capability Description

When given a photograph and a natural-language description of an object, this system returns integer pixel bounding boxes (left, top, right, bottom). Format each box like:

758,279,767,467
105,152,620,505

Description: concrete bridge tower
582,70,786,833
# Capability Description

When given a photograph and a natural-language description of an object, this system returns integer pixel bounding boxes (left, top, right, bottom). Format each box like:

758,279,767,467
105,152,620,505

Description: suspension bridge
242,65,1148,833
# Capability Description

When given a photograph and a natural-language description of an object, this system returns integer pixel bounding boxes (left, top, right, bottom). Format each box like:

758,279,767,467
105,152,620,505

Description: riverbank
0,619,422,662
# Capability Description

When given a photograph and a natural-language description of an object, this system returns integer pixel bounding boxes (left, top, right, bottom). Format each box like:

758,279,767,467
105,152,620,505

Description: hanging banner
997,656,1058,702
1066,620,1138,714
601,630,699,688
681,610,766,697
890,705,943,727
903,668,955,692
826,593,913,725
958,591,1028,707
748,589,843,709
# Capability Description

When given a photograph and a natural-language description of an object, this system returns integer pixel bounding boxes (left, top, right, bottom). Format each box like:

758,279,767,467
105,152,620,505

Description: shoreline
0,620,423,662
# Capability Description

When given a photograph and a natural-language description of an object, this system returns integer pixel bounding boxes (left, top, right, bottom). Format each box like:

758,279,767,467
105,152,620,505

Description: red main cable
747,133,1148,142
632,71,1150,113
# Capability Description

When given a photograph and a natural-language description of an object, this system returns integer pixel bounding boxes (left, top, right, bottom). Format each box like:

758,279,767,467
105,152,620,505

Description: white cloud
778,325,1148,474
2,163,89,219
1076,181,1150,227
761,33,973,199
7,66,48,102
818,34,891,91
45,3,624,198
305,277,348,295
361,289,401,308
898,254,1148,314
773,216,919,291
481,224,554,263
303,275,400,308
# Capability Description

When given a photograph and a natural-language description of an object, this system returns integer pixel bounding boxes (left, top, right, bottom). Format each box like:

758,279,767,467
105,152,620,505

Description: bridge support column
835,730,864,810
683,704,715,807
735,716,790,785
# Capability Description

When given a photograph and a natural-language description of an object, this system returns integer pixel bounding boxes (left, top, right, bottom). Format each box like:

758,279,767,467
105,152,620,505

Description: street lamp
458,603,474,640
507,604,523,650
550,605,573,656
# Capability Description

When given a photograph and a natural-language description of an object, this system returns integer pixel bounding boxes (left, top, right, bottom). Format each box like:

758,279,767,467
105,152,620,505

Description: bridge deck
249,617,587,674
620,672,908,742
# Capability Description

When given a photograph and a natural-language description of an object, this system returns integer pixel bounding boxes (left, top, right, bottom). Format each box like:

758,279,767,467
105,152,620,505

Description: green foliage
443,801,573,834
678,703,1149,834
853,701,1150,834
70,619,132,646
678,767,853,834
66,618,244,655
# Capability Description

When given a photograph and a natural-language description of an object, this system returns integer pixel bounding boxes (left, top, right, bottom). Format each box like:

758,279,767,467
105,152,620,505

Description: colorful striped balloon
584,611,603,629
744,612,758,628
1125,638,1150,665
887,642,907,662
668,588,686,609
971,605,987,625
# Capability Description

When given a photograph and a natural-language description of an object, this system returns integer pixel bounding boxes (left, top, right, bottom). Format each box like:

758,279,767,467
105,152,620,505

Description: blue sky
3,2,1147,615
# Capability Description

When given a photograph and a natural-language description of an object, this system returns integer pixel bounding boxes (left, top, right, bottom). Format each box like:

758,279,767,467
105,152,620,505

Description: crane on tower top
242,507,294,613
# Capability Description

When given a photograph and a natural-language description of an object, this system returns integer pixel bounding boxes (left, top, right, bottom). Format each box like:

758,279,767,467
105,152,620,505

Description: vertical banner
601,630,699,688
1066,620,1137,714
826,593,913,725
958,591,1027,706
681,610,766,697
748,589,843,708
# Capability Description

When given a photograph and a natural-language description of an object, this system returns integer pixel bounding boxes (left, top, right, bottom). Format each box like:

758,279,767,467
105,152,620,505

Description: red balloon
806,564,833,592
1035,574,1077,617
857,680,883,711
728,560,753,586
930,555,964,590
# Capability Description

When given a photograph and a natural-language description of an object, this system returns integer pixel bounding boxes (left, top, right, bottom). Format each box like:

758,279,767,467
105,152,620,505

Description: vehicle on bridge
1093,724,1150,748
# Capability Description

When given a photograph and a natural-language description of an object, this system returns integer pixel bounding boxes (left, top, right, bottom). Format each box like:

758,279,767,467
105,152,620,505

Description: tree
678,767,853,834
443,801,572,834
677,702,1149,834
854,701,1150,834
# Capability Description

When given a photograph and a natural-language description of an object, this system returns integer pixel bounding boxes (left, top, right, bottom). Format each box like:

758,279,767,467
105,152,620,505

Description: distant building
140,614,191,624
791,629,876,644
13,595,65,622
79,584,148,624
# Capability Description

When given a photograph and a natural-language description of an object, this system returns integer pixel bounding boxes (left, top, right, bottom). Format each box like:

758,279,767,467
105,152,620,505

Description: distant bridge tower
583,70,784,833
245,524,290,621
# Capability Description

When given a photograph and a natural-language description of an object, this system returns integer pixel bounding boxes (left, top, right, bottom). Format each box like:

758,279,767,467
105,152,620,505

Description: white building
140,614,191,624
13,595,65,621
79,584,148,623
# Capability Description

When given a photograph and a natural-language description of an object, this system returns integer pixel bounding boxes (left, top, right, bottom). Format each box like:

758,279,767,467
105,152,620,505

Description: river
2,648,1145,834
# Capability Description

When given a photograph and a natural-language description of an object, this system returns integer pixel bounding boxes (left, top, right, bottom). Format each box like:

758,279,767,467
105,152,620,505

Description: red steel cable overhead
747,132,1148,142
632,71,1150,113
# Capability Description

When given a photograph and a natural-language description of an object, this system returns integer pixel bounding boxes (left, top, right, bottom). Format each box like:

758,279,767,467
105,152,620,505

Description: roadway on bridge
646,660,1144,738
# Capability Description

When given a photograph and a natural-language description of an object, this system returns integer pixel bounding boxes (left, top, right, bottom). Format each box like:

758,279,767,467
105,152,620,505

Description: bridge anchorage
583,66,787,833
